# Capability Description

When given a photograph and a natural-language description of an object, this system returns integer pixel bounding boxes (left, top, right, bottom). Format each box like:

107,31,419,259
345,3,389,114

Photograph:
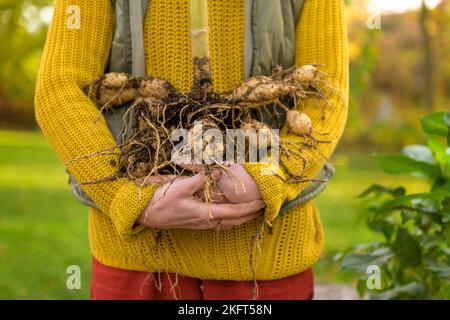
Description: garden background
0,0,449,299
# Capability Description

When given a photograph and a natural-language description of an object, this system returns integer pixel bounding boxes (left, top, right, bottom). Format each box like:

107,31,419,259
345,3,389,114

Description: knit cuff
108,181,159,238
242,161,286,225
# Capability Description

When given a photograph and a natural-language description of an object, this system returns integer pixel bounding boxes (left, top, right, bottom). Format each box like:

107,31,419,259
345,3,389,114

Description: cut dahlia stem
190,0,213,97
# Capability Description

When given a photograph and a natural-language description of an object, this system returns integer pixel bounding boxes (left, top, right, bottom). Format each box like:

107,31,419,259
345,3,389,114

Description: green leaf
393,228,421,267
445,113,450,146
356,279,368,298
372,282,426,300
421,236,438,249
368,218,395,239
443,214,450,224
401,209,416,225
428,139,448,162
414,198,440,214
342,248,393,273
444,223,450,243
358,184,405,198
420,112,450,137
377,191,449,214
392,187,407,197
376,154,440,179
438,282,450,299
421,212,431,226
444,112,450,128
427,265,450,280
402,145,435,164
432,179,450,192
428,138,450,167
441,197,450,224
443,196,450,210
332,252,344,262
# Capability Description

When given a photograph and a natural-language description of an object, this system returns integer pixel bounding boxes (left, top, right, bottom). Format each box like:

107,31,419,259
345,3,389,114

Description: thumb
179,171,222,195
178,172,207,195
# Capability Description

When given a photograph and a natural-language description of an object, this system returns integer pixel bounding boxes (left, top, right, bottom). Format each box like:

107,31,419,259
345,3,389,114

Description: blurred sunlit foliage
346,0,450,150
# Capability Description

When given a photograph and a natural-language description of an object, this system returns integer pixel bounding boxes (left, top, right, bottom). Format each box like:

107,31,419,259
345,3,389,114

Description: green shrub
341,111,450,300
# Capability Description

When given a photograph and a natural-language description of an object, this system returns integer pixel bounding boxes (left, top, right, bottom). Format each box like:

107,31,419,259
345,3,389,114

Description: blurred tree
420,0,435,111
0,0,52,128
434,0,450,105
341,0,450,150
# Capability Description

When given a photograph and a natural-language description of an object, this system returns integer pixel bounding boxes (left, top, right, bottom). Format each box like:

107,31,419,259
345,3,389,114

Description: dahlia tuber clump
78,63,332,187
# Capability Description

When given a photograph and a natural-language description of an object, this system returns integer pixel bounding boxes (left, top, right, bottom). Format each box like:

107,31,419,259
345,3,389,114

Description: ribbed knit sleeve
243,0,349,224
34,0,158,237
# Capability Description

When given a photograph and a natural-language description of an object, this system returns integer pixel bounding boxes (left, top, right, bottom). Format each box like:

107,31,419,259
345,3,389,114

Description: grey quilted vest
69,0,335,215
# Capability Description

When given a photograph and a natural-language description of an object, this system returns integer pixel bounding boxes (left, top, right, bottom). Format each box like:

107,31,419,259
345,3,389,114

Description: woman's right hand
137,171,266,231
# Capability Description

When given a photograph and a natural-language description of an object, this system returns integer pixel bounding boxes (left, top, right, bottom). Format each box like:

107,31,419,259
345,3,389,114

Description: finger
176,210,263,231
194,188,227,203
182,169,224,196
199,199,265,220
219,211,263,230
175,172,208,195
177,162,205,173
210,169,222,181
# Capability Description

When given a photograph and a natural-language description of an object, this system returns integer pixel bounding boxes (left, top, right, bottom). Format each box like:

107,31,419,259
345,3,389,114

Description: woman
35,0,348,300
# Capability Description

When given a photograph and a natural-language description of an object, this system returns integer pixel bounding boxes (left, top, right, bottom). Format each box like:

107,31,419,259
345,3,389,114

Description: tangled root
77,64,332,185
70,64,335,298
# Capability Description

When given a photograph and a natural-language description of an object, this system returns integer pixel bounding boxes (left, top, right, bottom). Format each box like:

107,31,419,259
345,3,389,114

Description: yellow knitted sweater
35,0,348,281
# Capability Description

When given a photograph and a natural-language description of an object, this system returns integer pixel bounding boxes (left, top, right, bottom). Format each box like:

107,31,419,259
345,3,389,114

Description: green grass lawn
0,130,427,299
0,131,89,299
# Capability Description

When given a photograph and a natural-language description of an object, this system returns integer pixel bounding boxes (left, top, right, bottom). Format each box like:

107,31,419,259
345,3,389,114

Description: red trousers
91,256,314,300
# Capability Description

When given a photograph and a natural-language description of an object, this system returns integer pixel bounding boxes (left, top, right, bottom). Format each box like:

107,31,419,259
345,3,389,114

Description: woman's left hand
178,163,263,204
